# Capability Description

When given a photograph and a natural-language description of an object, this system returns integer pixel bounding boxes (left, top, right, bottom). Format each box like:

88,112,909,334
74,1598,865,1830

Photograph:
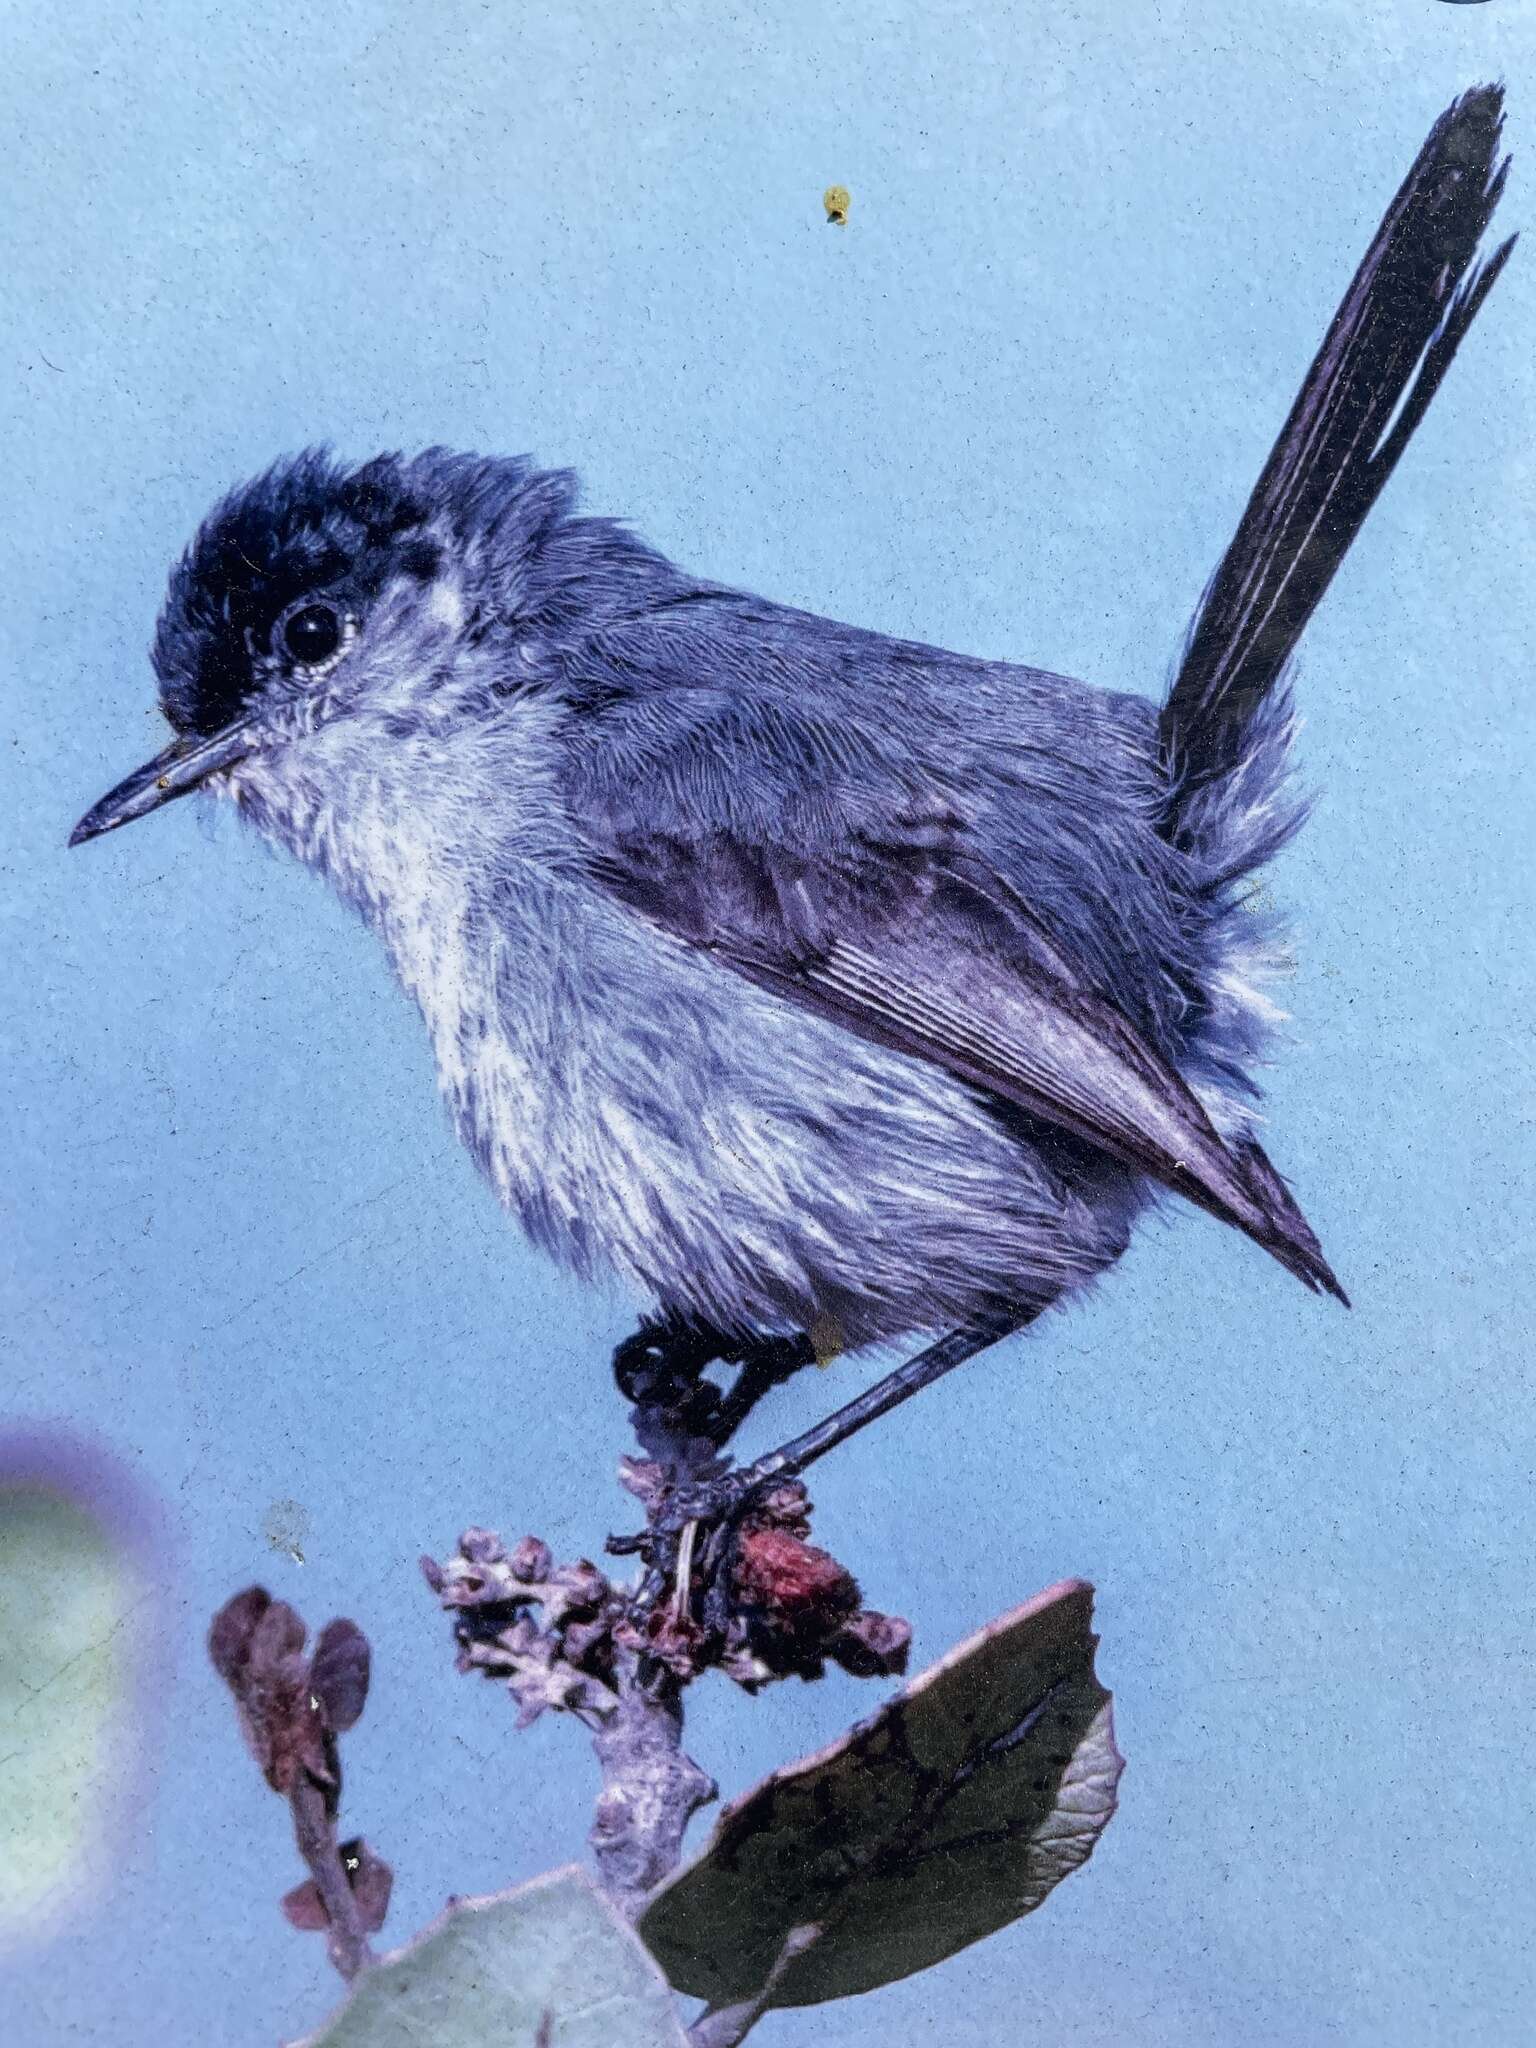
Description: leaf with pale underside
640,1578,1121,2010
0,1458,150,1951
294,1866,689,2048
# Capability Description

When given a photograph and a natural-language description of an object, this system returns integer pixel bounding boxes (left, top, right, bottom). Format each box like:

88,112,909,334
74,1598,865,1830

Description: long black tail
1160,85,1515,843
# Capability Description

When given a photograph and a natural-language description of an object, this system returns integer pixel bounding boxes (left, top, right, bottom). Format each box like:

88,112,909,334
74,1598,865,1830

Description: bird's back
558,591,1213,1059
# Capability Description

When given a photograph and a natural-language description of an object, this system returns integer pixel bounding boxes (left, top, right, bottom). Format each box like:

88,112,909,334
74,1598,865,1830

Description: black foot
612,1317,814,1470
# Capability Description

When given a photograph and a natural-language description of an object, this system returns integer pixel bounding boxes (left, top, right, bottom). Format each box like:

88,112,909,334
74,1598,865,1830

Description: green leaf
296,1866,689,2047
640,1578,1122,2011
0,1469,141,1946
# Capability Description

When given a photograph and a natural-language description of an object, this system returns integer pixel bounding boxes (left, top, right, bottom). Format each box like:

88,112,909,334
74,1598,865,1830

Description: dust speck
262,1499,310,1565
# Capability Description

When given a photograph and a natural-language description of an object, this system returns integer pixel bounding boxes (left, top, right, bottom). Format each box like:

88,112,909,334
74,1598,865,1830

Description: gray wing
558,599,1344,1301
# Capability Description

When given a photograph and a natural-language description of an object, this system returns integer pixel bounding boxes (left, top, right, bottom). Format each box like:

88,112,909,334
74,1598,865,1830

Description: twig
207,1589,389,1981
290,1774,375,1980
688,1925,823,2047
424,1335,906,1932
588,1653,716,1916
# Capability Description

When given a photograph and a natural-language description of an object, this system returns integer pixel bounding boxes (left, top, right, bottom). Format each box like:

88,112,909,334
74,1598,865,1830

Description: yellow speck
823,185,851,227
810,1314,845,1367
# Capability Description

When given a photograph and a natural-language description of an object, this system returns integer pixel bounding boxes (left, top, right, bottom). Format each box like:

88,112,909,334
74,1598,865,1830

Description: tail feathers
1234,1137,1350,1306
1161,84,1515,849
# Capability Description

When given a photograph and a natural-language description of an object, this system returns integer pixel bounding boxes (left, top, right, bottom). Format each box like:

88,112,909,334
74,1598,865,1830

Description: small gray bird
73,92,1513,1493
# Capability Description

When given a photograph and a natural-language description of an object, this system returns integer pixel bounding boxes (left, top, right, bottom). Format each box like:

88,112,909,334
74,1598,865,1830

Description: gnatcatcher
72,89,1513,1502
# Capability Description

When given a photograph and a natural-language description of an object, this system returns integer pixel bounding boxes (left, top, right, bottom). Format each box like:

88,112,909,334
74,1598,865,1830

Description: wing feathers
730,927,1345,1300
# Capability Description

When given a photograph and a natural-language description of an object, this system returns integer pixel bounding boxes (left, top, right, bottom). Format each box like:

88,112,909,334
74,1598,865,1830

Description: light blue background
3,2,1534,2042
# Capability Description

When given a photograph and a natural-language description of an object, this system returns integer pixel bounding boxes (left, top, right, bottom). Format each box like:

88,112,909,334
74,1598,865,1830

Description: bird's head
70,447,635,849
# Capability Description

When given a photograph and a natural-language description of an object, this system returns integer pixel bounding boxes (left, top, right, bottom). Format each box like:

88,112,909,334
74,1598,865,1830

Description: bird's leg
610,1318,816,1632
626,1310,1048,1630
676,1305,1038,1524
708,1332,817,1441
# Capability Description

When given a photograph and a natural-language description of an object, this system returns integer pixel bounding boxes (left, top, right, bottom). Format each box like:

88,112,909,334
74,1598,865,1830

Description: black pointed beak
69,719,257,847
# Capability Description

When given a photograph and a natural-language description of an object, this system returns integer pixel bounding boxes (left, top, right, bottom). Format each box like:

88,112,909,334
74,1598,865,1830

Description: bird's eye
281,603,344,668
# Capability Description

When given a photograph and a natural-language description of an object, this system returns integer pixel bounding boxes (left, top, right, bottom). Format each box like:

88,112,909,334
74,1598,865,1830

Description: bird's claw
609,1461,773,1646
666,1464,765,1531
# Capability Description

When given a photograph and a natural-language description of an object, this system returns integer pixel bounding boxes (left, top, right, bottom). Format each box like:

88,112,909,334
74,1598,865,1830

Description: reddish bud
734,1528,860,1628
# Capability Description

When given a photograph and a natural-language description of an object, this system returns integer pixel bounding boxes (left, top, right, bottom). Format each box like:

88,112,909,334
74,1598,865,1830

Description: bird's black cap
153,449,438,737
